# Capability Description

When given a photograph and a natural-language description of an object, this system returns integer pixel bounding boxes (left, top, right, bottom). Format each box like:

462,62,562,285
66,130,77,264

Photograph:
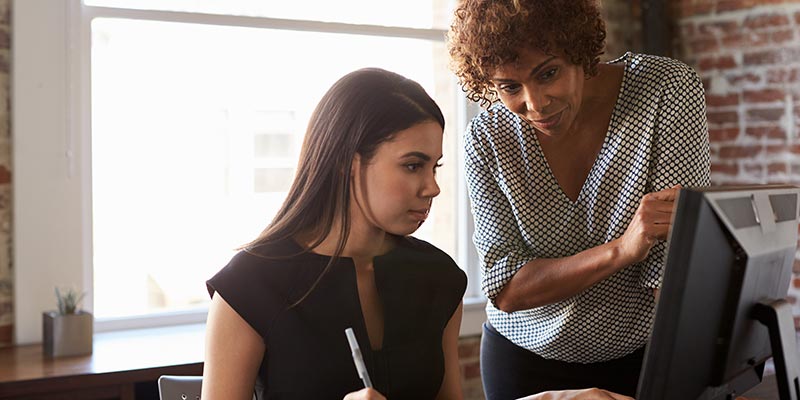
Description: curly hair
447,0,607,107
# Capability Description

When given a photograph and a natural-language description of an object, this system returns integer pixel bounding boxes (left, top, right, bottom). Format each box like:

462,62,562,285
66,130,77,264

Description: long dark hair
245,68,445,305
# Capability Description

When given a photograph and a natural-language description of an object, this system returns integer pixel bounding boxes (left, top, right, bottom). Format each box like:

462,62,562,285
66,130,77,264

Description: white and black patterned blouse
464,52,711,363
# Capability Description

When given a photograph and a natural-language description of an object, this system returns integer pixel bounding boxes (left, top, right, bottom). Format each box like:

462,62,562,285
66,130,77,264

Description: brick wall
0,0,11,348
602,0,643,60
459,335,483,399
670,0,800,326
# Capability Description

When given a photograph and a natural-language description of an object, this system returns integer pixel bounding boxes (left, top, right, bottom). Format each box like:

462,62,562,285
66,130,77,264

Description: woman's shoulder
213,238,315,282
471,102,519,128
206,239,314,339
609,52,703,102
612,52,699,82
397,235,452,259
395,236,467,281
465,102,524,144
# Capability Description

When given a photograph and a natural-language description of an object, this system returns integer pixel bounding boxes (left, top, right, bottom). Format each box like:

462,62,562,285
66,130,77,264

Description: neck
572,63,622,132
301,214,393,261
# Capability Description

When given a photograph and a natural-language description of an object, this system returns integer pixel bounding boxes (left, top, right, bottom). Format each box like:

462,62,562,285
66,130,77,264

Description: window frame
12,0,484,345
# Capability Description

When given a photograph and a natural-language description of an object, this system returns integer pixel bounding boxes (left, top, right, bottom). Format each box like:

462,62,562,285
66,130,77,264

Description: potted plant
42,287,93,358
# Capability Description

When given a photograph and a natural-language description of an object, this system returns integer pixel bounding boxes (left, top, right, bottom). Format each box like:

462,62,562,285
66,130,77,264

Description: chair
158,375,257,400
158,375,202,400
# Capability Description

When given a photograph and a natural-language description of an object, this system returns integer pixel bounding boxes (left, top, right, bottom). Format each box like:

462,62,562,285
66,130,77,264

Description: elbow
493,290,521,313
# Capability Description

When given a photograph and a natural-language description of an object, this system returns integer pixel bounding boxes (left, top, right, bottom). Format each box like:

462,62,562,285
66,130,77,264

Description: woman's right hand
343,388,387,400
516,388,635,400
615,185,681,265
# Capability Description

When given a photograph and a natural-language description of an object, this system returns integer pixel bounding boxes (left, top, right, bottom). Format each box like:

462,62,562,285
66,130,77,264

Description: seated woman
201,67,640,400
202,68,466,400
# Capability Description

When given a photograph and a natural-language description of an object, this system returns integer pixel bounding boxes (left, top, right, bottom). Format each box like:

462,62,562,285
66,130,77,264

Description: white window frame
12,0,485,345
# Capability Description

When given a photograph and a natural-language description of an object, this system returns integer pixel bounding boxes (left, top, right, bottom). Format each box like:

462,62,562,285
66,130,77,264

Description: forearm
494,238,633,312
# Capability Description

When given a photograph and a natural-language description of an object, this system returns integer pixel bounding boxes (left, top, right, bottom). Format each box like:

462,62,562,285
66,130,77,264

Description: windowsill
91,297,486,354
460,296,487,337
92,323,207,371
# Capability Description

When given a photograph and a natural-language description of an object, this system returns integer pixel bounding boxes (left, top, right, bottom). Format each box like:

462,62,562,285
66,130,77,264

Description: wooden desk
0,324,205,400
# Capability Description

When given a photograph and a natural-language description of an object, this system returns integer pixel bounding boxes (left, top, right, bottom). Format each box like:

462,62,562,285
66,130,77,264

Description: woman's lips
533,111,562,130
409,209,429,221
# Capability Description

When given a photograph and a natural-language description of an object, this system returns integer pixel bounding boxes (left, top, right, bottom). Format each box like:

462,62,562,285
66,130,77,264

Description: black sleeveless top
206,236,467,399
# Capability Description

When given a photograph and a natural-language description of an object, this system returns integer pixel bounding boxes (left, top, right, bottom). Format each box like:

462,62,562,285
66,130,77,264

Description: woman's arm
464,117,676,313
639,61,710,291
494,186,680,312
436,302,464,400
202,293,265,400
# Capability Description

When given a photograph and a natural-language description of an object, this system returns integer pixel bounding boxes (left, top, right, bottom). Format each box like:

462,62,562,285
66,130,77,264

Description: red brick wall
459,335,483,399
671,0,800,326
0,0,11,349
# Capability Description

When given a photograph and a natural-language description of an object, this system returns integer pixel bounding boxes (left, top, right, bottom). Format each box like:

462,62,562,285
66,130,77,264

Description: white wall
12,0,92,344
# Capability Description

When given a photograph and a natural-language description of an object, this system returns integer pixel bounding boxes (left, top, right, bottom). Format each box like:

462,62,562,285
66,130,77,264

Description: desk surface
0,323,786,399
0,324,205,399
0,323,205,382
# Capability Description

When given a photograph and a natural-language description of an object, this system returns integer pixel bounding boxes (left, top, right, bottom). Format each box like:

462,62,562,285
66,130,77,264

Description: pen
345,327,373,388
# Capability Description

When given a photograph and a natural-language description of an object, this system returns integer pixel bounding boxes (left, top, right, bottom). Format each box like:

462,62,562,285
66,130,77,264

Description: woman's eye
539,67,558,81
499,84,520,94
405,163,421,172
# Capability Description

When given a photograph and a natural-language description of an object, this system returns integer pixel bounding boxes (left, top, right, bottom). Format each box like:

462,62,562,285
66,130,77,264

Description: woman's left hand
343,388,387,400
516,388,635,400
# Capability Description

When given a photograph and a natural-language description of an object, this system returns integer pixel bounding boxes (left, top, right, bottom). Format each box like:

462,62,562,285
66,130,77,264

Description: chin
388,225,421,237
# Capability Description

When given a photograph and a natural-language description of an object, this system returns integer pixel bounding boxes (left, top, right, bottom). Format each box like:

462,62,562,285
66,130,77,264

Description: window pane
84,0,455,30
90,18,457,320
254,168,294,193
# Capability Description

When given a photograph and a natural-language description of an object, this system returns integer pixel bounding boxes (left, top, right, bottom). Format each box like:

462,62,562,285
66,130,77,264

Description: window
13,0,483,344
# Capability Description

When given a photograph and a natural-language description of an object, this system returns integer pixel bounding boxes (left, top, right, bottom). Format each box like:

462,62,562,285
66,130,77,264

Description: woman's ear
350,153,361,178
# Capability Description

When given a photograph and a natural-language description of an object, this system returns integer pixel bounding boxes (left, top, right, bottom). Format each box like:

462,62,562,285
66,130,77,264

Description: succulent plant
55,287,86,315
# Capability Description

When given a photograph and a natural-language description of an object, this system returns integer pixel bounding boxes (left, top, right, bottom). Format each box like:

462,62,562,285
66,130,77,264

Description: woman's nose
522,87,550,115
421,173,441,199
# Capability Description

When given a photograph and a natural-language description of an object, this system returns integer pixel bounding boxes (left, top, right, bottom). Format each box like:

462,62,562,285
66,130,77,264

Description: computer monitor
637,184,800,400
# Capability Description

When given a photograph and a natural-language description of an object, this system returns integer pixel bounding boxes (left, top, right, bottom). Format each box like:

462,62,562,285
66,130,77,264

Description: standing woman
447,0,710,398
202,68,467,400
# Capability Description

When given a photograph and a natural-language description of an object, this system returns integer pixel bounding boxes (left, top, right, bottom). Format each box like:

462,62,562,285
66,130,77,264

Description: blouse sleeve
464,115,535,304
207,251,287,339
639,63,711,288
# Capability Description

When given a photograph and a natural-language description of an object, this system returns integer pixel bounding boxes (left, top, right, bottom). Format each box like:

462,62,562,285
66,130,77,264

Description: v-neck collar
527,53,630,206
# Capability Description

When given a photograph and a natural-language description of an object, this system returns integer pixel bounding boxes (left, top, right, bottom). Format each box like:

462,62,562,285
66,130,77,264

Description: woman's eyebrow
491,56,557,83
401,151,432,161
400,152,444,161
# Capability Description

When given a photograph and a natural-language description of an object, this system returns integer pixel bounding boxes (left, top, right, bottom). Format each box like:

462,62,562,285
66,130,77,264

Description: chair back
158,375,257,400
158,375,202,400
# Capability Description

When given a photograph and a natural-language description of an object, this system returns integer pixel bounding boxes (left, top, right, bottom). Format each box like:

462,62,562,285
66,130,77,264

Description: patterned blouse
464,52,711,363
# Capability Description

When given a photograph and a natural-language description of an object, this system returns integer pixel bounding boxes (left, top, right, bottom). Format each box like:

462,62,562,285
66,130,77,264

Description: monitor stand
753,299,800,400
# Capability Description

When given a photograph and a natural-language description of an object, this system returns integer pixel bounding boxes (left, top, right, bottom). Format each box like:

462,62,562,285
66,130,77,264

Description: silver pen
345,327,373,388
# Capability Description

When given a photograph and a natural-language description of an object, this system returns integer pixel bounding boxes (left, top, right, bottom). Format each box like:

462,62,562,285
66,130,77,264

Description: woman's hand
615,185,681,265
343,388,387,400
516,388,635,400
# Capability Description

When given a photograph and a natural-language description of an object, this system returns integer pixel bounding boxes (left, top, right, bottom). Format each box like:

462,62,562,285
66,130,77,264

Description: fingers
601,390,635,400
619,185,684,264
649,184,682,201
642,188,678,207
520,388,635,400
343,388,386,400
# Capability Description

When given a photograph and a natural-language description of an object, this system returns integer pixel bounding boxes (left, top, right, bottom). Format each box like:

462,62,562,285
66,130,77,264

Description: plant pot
42,311,93,358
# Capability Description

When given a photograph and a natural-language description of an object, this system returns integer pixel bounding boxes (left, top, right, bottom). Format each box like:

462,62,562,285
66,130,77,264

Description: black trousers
480,322,644,400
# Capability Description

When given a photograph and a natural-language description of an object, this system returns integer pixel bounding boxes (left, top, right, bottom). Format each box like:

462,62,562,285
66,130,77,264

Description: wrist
607,238,635,270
